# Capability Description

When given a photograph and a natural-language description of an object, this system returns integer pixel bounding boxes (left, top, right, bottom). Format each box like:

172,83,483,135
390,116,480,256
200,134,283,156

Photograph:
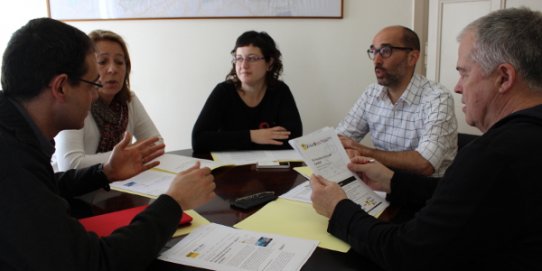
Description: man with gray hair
310,8,542,270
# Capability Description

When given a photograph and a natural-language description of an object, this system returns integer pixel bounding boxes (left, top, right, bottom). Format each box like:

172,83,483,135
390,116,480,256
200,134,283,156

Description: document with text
211,149,302,165
110,154,221,198
288,127,388,217
153,153,224,173
159,223,318,271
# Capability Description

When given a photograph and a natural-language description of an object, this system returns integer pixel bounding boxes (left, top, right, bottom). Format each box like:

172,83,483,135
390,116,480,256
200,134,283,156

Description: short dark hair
401,26,420,51
226,31,283,89
1,18,93,101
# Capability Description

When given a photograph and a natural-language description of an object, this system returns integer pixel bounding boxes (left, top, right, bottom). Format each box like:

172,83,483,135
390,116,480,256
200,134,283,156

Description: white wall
0,0,414,151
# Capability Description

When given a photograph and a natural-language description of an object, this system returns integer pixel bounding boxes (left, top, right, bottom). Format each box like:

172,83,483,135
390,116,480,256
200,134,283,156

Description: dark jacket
329,104,542,270
0,92,182,271
192,80,303,152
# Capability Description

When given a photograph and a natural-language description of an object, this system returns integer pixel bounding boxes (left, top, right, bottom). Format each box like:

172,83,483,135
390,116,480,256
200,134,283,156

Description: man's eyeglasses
367,45,414,60
78,78,103,89
232,55,265,64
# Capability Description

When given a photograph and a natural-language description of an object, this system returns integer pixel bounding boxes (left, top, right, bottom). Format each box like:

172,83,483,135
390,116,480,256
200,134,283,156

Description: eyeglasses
232,55,265,64
367,45,414,60
78,78,103,89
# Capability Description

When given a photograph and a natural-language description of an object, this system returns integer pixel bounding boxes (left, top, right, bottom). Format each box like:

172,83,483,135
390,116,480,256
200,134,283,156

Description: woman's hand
250,126,291,145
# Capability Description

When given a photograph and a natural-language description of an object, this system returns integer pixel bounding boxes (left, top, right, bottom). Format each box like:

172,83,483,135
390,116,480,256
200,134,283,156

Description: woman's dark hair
226,31,283,89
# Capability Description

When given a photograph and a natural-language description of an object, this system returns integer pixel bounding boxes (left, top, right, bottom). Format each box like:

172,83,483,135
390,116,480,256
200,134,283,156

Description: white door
426,0,542,135
426,0,499,135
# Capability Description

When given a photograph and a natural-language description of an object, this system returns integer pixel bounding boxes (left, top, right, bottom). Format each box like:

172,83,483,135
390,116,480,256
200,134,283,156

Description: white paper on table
211,149,302,165
153,153,223,173
110,154,223,198
110,169,175,198
159,223,318,271
280,181,312,203
288,127,388,217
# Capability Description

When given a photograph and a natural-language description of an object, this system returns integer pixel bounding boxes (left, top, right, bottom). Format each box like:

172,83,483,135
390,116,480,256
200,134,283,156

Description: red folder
79,205,192,237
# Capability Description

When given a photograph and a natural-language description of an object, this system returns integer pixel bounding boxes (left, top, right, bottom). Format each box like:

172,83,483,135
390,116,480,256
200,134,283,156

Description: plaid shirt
336,74,457,177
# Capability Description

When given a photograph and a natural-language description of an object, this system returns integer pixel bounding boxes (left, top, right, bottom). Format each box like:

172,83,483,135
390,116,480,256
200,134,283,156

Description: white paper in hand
289,127,388,217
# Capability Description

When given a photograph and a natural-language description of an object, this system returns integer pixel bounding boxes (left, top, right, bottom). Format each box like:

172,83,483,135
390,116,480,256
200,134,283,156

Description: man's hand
310,175,347,218
103,132,165,182
250,126,291,145
166,162,216,210
347,156,393,193
339,135,371,158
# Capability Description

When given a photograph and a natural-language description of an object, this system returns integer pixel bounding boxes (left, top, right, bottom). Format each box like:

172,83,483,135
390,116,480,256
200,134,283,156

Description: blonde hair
88,30,132,103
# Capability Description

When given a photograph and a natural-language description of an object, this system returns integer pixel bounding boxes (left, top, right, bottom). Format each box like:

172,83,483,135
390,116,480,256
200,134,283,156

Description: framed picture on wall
47,0,343,21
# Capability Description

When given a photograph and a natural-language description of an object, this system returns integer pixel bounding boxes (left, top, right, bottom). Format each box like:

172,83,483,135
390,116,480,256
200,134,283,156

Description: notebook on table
79,205,192,237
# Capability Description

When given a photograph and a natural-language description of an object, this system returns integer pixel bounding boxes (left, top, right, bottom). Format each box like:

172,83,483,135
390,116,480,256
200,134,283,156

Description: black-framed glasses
232,55,265,64
367,45,414,60
78,78,103,89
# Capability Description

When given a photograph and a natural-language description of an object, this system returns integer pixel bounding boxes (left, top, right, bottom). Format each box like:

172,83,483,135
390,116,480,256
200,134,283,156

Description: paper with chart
159,223,318,271
288,127,388,217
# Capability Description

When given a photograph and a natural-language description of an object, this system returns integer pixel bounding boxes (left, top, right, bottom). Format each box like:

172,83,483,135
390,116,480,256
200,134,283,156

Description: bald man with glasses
336,25,457,177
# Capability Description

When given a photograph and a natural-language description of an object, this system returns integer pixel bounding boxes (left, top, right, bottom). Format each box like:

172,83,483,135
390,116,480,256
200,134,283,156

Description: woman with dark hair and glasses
192,30,302,152
55,30,163,171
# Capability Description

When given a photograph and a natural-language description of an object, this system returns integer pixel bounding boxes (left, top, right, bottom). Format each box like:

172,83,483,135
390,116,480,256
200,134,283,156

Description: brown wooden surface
88,150,389,271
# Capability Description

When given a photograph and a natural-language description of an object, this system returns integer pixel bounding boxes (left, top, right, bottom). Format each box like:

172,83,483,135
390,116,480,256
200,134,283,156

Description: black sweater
192,80,302,152
0,92,182,271
329,104,542,270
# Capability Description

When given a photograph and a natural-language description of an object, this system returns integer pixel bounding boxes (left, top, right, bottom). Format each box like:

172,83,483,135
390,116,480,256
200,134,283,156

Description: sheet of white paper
211,150,302,165
280,181,312,203
154,153,222,173
110,169,175,198
159,223,318,271
289,127,388,217
280,181,388,212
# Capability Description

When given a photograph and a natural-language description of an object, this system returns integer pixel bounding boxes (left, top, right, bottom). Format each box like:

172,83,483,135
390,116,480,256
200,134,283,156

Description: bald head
376,26,420,51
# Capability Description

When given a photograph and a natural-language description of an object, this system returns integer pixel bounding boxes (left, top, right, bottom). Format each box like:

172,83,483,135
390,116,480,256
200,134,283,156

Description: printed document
153,153,223,173
159,223,318,271
280,181,312,203
211,149,302,165
289,127,388,217
111,154,220,198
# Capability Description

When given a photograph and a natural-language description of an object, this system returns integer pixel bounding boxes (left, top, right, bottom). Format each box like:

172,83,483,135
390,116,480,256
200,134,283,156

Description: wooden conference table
88,149,395,271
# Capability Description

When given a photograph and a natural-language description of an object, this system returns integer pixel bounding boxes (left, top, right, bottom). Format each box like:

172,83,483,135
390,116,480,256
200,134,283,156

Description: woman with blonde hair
55,30,163,170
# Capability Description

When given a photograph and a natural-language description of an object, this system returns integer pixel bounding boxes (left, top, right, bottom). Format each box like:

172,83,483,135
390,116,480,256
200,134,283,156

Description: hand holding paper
309,175,347,218
289,127,388,217
348,156,394,193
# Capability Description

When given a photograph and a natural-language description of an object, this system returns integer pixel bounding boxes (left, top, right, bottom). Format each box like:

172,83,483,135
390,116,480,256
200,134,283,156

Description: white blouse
54,92,162,171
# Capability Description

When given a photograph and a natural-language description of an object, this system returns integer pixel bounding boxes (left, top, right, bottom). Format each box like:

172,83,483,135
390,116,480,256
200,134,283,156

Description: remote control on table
231,191,277,210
